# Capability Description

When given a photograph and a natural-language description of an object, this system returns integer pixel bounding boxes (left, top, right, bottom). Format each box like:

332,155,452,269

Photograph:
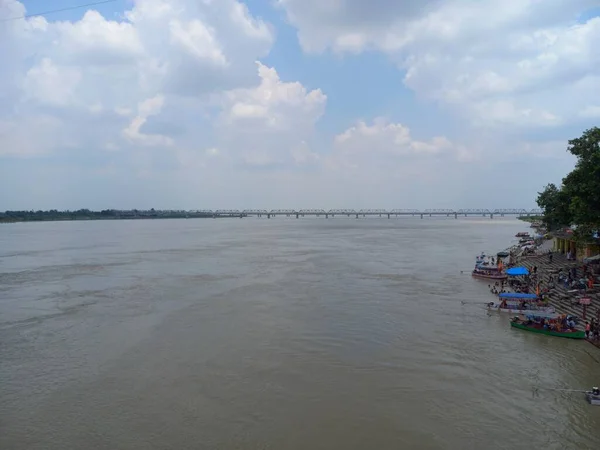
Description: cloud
216,62,326,168
0,0,594,209
327,118,472,175
123,95,174,147
0,0,276,159
278,0,600,128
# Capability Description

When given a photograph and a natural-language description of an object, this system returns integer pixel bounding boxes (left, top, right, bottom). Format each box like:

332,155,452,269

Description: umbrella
506,267,529,276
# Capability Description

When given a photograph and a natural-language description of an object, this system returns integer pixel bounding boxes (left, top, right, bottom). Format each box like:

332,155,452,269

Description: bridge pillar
325,214,328,219
213,214,216,219
267,214,271,219
454,213,457,219
296,213,299,219
356,214,359,219
501,214,504,217
420,214,424,219
490,213,494,219
429,214,432,217
239,214,243,219
387,213,390,219
465,214,467,217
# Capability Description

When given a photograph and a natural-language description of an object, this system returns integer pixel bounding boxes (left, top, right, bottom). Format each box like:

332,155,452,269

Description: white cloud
22,58,82,106
123,94,173,147
279,0,600,127
0,0,593,209
0,0,276,159
216,62,326,167
168,19,227,66
329,118,469,172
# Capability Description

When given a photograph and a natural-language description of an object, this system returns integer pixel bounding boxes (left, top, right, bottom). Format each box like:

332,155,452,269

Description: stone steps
514,253,600,328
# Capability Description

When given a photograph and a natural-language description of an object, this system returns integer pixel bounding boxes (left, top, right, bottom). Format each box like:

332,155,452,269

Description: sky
1,0,599,211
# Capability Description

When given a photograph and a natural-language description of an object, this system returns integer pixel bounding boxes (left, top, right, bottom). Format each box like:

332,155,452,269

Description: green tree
537,127,600,238
536,183,571,230
563,127,600,227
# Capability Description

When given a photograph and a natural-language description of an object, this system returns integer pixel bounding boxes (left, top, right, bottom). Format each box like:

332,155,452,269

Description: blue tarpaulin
506,267,529,276
498,292,538,299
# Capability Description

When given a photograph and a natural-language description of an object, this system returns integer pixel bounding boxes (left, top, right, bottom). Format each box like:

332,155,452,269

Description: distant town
0,208,542,223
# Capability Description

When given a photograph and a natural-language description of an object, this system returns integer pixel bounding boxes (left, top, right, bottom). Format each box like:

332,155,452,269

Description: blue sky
1,0,599,210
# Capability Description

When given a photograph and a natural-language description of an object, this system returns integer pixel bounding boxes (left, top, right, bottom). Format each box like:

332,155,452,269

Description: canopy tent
584,254,600,263
506,267,529,276
498,292,538,299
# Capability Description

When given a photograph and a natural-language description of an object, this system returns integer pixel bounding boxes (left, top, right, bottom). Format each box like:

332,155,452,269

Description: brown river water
1,217,599,449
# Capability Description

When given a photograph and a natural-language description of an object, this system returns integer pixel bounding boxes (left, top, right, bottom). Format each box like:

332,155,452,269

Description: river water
1,217,599,449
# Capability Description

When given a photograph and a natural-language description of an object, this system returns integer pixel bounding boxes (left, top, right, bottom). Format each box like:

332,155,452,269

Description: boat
510,317,586,339
476,262,500,271
487,302,557,318
516,232,530,237
585,387,600,406
488,293,557,317
472,269,507,280
497,251,509,258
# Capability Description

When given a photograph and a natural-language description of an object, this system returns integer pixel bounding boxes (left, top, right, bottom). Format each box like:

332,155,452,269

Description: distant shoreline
1,212,543,224
0,214,216,224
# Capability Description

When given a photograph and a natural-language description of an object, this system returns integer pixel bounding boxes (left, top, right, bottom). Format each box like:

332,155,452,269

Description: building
553,231,600,261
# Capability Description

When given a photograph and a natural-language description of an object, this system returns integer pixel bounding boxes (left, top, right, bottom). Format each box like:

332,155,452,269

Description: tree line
536,126,600,240
0,209,213,222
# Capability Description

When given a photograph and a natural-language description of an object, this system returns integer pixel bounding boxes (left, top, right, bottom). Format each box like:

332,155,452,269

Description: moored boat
488,293,556,318
585,387,600,406
516,232,530,237
488,304,557,318
510,317,585,339
472,269,507,280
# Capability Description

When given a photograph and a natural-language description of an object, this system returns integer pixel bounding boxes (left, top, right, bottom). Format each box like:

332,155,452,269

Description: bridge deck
201,209,542,218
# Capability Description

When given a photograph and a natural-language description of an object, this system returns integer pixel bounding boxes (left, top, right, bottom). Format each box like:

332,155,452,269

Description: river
1,217,599,449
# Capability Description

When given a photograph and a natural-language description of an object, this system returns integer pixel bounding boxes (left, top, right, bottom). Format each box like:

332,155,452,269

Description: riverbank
513,252,599,320
501,229,600,346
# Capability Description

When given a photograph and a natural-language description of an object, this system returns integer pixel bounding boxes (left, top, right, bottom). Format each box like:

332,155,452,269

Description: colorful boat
472,269,507,280
488,303,557,318
476,262,500,271
488,295,556,316
510,318,585,339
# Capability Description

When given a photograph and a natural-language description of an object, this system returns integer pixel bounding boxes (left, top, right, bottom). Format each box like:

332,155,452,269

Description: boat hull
510,321,586,339
472,272,507,280
488,305,557,318
585,392,600,406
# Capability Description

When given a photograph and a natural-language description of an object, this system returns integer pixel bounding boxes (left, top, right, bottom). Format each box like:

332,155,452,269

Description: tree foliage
536,127,600,238
536,183,571,230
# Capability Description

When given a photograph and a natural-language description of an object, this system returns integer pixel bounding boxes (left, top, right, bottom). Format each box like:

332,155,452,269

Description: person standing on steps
585,321,591,339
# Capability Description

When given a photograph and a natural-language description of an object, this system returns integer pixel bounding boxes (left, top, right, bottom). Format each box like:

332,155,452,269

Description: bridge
193,209,542,219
